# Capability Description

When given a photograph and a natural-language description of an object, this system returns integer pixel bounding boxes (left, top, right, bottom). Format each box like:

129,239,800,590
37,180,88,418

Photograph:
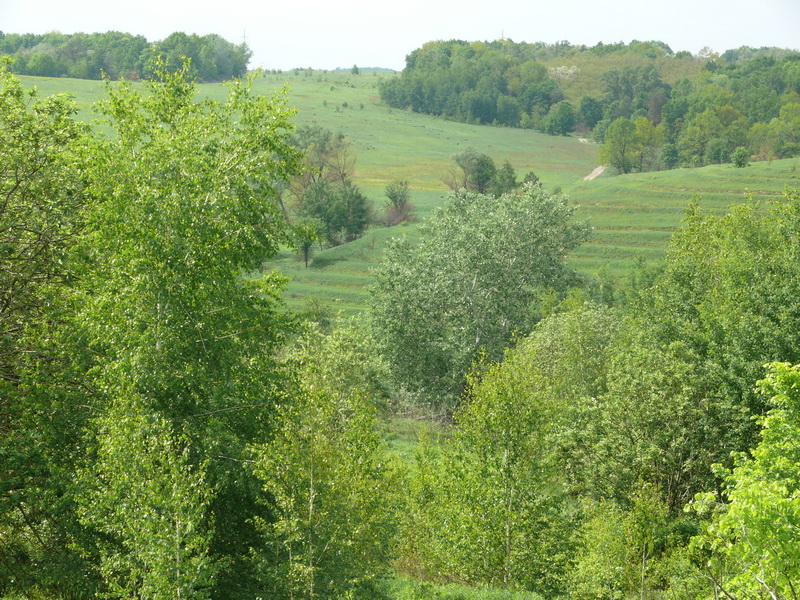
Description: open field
18,72,800,313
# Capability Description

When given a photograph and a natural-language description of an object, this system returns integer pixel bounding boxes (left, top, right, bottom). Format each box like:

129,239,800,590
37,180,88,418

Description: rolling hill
18,70,800,313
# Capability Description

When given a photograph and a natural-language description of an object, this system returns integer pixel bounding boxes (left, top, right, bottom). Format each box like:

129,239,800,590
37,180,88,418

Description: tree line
380,39,800,170
2,53,800,600
0,30,251,81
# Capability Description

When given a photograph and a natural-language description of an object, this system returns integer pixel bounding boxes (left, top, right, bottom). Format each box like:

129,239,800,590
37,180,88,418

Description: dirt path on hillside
583,165,606,181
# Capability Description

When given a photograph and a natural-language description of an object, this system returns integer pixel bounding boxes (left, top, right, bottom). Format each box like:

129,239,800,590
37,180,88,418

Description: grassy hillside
18,71,800,314
570,158,800,275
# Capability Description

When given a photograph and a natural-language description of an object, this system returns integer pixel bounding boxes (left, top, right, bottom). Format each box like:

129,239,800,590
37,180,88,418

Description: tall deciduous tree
370,183,590,406
599,117,637,173
253,322,394,599
447,146,497,194
71,58,301,597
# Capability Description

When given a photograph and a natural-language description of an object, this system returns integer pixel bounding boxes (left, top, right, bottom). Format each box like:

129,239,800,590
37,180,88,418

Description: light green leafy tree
399,303,619,595
252,319,394,599
545,100,577,136
253,386,394,598
292,217,321,267
691,362,800,600
447,146,497,193
570,488,670,600
72,57,301,596
0,58,94,597
440,349,576,595
599,117,637,173
384,179,413,226
370,183,589,407
81,396,217,600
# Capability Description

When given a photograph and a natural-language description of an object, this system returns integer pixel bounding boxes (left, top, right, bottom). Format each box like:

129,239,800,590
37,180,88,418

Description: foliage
448,146,498,193
0,60,87,382
599,117,637,173
289,124,355,204
289,124,371,246
544,100,577,135
0,61,95,597
437,347,577,594
370,183,589,406
0,58,303,599
76,58,302,596
253,326,395,599
297,179,372,246
691,362,800,600
397,302,618,595
379,40,560,127
0,30,250,81
80,396,217,600
732,145,749,167
386,576,545,600
598,116,663,173
291,217,321,267
579,95,604,128
384,180,414,226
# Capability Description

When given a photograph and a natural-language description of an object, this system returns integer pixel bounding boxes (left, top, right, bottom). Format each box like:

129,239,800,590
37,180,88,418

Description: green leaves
253,377,394,598
370,183,590,406
81,395,218,600
691,362,800,599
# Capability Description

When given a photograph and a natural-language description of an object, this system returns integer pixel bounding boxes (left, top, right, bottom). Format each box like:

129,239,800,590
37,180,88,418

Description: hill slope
18,72,800,313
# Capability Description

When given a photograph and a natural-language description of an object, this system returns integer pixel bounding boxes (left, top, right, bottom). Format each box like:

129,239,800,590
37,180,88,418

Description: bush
732,146,750,168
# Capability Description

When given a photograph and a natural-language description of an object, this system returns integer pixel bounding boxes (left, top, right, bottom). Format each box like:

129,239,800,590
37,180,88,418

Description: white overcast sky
1,0,798,71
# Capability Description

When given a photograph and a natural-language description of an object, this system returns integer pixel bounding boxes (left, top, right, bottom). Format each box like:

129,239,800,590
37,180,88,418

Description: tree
370,183,590,406
447,146,497,193
384,179,413,226
496,94,522,126
289,125,356,205
0,60,87,383
599,117,637,173
434,351,576,594
297,180,371,246
398,302,620,594
545,100,577,135
67,58,301,596
691,362,800,600
579,95,604,128
292,217,321,267
732,145,750,167
80,397,217,600
253,322,394,599
0,60,94,598
631,116,664,171
489,160,518,197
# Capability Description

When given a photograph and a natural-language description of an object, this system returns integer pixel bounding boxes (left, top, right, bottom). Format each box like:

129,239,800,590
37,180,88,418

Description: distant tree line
0,30,251,81
597,53,800,171
379,39,565,129
380,39,800,168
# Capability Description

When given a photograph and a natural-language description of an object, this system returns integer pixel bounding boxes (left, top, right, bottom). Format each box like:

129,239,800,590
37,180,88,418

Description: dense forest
380,39,800,169
0,30,250,81
2,37,800,600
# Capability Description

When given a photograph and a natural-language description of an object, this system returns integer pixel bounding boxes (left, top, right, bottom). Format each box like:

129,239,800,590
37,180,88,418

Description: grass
18,71,800,313
569,159,800,277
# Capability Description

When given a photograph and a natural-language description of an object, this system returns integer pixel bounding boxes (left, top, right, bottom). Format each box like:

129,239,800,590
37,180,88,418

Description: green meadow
20,71,800,313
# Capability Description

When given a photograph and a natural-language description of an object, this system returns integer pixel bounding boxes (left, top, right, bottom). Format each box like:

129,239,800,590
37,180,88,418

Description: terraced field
569,160,800,275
